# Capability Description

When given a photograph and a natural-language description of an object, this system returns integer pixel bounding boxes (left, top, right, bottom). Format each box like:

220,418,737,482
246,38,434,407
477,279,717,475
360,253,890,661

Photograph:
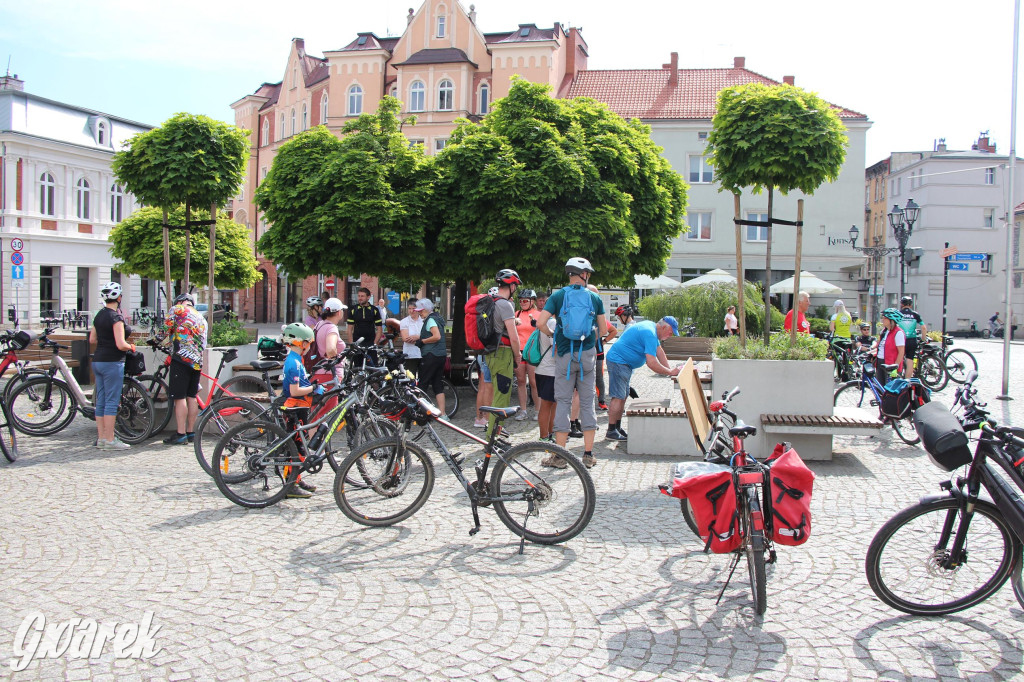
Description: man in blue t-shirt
604,317,682,441
536,257,607,469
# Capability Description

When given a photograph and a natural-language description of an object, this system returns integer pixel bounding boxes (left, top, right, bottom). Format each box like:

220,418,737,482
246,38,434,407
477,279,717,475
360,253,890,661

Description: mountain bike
865,390,1024,615
353,341,459,418
0,329,32,462
819,332,856,383
333,386,596,554
833,355,927,445
914,338,950,391
7,330,154,443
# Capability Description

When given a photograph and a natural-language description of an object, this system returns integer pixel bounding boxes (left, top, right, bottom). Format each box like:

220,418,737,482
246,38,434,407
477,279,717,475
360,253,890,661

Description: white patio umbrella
679,268,737,288
634,274,684,290
769,271,843,295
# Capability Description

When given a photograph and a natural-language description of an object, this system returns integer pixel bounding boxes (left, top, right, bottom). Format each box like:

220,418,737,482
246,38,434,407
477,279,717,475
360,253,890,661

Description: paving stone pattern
1,339,1023,680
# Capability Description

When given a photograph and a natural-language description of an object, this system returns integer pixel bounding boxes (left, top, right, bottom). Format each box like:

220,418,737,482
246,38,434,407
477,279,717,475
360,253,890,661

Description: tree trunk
790,199,804,345
208,203,217,310
162,208,171,312
183,202,191,294
733,193,746,347
449,279,469,380
763,187,774,343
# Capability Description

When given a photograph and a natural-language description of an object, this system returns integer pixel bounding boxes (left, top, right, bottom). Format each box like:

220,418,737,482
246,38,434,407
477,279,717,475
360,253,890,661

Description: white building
0,74,151,327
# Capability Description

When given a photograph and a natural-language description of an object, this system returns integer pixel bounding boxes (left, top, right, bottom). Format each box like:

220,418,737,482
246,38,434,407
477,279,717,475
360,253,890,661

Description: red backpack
464,294,501,353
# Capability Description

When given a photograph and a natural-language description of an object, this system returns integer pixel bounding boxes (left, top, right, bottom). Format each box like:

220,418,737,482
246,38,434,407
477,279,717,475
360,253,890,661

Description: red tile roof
566,67,866,120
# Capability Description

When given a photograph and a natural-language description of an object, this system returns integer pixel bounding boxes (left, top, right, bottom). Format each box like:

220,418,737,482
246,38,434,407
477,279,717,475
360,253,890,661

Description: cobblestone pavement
1,339,1023,680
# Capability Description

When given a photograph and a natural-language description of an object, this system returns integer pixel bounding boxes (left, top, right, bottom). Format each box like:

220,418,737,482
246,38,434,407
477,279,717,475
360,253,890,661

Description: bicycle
833,355,928,445
333,384,596,554
354,340,459,419
0,329,32,462
7,329,155,443
865,390,1024,615
913,337,950,392
938,336,978,385
819,332,856,383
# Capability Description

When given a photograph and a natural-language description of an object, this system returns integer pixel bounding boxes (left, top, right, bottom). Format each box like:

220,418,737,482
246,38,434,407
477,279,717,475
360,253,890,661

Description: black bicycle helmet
495,269,522,286
174,293,195,306
900,295,913,306
615,305,633,317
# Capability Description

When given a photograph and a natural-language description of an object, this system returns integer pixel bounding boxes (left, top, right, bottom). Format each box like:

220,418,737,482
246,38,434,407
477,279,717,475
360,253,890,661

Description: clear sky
2,0,1021,165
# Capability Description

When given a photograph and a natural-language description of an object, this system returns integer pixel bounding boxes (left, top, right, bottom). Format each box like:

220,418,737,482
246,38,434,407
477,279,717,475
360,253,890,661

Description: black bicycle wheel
194,397,266,477
680,499,700,537
468,357,480,392
334,437,434,526
945,349,978,384
211,420,298,508
113,378,155,444
744,489,768,615
214,374,274,402
918,355,949,392
833,381,870,409
441,379,459,418
490,441,596,545
0,401,19,462
138,373,173,436
2,367,48,405
889,414,921,445
7,376,77,436
866,497,1017,615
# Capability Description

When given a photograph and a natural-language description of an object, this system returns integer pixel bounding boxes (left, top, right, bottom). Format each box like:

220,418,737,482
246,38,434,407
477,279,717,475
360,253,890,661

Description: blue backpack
559,285,596,379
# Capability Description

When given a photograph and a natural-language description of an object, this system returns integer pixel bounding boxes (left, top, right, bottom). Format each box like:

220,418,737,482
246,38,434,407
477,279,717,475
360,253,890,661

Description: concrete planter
711,358,835,460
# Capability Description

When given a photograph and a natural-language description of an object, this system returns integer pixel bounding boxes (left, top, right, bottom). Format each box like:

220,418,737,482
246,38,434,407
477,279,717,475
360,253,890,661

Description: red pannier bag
765,443,815,546
663,462,741,554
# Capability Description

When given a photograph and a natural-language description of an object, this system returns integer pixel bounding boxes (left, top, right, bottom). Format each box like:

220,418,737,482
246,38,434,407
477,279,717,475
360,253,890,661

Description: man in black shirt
347,287,382,346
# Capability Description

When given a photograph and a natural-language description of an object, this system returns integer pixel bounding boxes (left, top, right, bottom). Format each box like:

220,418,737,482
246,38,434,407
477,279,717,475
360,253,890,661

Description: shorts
419,354,446,396
535,374,555,402
904,338,918,360
168,361,202,400
477,356,492,383
92,361,125,418
606,361,634,400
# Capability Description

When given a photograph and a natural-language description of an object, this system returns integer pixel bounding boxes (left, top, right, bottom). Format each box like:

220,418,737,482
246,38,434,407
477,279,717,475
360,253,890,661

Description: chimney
936,138,947,152
782,75,795,85
0,74,23,92
734,56,745,69
661,52,678,86
469,4,476,24
407,8,414,26
977,132,996,153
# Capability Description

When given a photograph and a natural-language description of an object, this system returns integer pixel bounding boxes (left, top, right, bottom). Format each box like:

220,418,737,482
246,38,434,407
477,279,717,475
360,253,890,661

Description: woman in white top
534,318,558,442
724,305,738,335
399,299,423,375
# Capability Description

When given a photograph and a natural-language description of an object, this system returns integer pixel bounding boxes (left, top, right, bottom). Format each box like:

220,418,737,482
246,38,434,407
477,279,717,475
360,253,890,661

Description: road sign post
942,242,950,339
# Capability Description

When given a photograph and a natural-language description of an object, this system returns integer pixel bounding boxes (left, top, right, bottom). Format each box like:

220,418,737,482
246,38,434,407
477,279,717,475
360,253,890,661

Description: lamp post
887,198,920,300
849,224,899,329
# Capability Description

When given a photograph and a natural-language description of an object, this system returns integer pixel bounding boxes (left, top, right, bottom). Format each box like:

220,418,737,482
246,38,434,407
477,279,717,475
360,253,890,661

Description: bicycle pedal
870,400,878,407
468,527,480,536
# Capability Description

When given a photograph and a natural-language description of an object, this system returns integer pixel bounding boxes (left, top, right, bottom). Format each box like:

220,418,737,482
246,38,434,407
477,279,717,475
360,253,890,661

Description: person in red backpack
483,269,522,437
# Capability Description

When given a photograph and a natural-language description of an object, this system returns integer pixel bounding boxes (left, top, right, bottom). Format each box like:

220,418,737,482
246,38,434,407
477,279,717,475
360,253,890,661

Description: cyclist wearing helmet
90,282,136,450
615,304,635,329
347,287,383,347
280,321,321,498
897,295,926,378
482,268,523,437
304,296,324,328
854,322,875,352
162,293,207,445
536,257,607,469
513,289,540,420
877,308,906,376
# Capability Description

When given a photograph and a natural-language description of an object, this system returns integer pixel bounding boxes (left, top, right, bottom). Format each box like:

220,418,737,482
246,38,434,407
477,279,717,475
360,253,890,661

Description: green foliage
713,332,829,361
112,113,250,209
208,318,251,346
705,83,848,195
808,317,831,334
814,304,829,319
378,275,423,294
434,78,688,286
635,282,765,337
770,306,785,331
109,206,260,289
255,100,438,280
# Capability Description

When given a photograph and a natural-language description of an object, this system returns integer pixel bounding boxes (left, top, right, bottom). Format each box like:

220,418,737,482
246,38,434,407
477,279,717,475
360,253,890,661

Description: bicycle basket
913,402,972,471
7,330,31,350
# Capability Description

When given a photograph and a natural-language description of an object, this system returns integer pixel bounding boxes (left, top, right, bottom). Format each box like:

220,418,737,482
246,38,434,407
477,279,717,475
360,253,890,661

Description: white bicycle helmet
305,296,324,308
487,287,500,297
100,282,122,302
565,257,595,276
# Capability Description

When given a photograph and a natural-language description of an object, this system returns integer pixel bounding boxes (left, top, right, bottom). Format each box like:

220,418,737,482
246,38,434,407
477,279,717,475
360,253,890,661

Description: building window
438,79,454,111
688,155,713,183
408,139,424,148
985,167,996,185
685,212,712,241
390,85,398,98
97,121,107,146
279,113,285,141
348,85,363,116
290,108,296,136
76,178,91,220
984,208,995,228
437,15,447,37
434,138,448,153
261,118,269,146
745,212,768,242
410,81,425,112
320,92,329,123
981,255,993,274
39,172,55,216
109,184,124,223
1014,226,1020,266
479,83,489,114
40,266,60,318
301,103,308,131
292,68,298,89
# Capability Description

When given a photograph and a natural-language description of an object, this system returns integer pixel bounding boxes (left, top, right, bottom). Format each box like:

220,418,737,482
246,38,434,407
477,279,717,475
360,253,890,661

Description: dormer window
437,15,447,38
90,116,111,146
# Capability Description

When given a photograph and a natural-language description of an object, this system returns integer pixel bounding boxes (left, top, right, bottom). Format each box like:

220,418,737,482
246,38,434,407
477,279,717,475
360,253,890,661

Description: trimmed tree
705,83,847,343
112,112,251,305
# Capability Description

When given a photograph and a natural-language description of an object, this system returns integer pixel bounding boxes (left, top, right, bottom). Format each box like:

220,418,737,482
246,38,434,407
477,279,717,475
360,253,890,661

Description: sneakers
286,484,312,499
187,432,195,443
532,410,538,421
541,453,568,469
582,453,597,468
514,410,528,421
596,402,608,411
606,427,628,442
473,417,488,429
296,478,317,493
99,438,130,450
568,420,583,439
163,432,189,445
539,435,556,444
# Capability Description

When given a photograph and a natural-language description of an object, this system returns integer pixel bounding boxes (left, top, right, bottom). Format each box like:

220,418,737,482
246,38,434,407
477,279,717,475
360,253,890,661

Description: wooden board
676,358,712,453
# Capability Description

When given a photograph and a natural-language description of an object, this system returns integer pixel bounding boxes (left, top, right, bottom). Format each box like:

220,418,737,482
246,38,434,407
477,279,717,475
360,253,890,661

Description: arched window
348,85,363,116
320,91,329,123
261,118,269,146
76,178,91,220
109,183,124,223
39,173,55,216
437,14,447,38
479,83,490,115
438,79,454,111
301,103,308,131
97,121,107,146
290,108,296,136
390,85,398,98
279,113,285,141
410,81,425,112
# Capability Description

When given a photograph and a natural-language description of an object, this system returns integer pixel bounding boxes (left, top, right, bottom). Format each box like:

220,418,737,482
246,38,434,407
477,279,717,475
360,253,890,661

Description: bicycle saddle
729,421,757,438
249,360,281,371
479,405,520,420
879,363,901,374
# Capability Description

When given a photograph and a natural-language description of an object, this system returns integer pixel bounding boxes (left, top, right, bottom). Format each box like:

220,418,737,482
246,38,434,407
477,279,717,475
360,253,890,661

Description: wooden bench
761,408,883,436
660,336,714,362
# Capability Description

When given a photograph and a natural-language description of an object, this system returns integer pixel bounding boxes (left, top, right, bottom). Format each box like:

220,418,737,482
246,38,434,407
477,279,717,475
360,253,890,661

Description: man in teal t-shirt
604,318,681,441
898,295,926,378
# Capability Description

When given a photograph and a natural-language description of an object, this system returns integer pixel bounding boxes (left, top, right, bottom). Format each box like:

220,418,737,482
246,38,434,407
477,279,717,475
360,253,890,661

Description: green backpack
522,329,551,366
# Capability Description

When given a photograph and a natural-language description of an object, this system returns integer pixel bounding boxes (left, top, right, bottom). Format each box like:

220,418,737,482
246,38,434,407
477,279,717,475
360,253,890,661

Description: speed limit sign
10,238,23,252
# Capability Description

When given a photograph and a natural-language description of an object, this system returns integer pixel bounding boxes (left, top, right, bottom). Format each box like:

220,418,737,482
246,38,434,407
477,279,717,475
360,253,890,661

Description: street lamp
887,198,919,299
849,224,899,329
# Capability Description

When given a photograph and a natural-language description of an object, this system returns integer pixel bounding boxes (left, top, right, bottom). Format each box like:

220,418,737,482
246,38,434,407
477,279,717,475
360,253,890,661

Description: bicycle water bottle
309,423,330,450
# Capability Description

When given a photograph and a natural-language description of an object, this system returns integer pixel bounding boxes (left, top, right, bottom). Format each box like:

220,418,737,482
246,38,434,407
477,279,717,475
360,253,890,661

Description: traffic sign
325,279,335,289
947,262,969,271
939,246,958,259
10,238,24,252
12,280,24,289
10,252,23,266
11,265,24,279
954,253,987,261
